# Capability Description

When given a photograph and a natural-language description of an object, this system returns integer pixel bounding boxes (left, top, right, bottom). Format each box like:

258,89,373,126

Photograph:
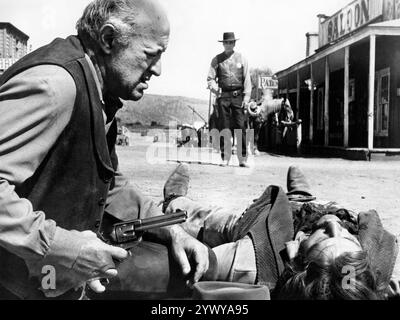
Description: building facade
0,22,29,75
276,0,400,159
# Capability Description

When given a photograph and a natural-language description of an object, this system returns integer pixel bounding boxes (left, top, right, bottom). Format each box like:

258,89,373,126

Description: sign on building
382,0,400,20
259,76,279,90
319,0,384,47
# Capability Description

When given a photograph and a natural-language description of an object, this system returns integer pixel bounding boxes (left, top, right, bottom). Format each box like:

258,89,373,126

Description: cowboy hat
192,282,270,300
219,32,239,42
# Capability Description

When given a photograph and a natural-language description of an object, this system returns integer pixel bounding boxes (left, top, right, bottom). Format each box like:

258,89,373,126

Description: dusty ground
117,134,400,278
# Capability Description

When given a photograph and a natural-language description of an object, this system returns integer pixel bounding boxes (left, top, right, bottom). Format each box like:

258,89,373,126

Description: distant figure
207,32,252,168
208,107,220,152
246,100,264,155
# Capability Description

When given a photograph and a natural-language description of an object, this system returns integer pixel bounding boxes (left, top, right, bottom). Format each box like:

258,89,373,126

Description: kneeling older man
0,0,212,299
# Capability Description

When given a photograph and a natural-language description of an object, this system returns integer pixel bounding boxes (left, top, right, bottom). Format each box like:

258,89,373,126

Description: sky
0,0,352,100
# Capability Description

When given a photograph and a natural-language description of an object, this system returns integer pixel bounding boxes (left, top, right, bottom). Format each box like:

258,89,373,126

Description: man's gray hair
76,0,138,46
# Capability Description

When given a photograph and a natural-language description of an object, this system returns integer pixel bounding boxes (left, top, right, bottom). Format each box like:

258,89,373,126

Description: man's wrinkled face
105,14,170,101
299,215,362,263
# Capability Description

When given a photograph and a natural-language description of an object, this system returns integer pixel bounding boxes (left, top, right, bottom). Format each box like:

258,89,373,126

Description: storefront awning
276,19,400,78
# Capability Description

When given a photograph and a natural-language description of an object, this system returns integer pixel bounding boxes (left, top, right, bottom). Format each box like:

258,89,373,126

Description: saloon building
276,0,400,160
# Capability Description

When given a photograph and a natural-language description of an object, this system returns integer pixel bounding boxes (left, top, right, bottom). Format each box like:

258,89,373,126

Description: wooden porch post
296,70,300,121
368,35,376,150
344,46,350,148
324,57,330,146
310,64,314,143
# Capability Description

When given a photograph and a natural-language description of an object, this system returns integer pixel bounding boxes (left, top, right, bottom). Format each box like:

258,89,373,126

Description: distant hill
116,94,210,128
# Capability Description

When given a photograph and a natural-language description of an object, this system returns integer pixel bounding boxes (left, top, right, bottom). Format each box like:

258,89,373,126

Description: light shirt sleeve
207,56,220,96
242,55,252,103
0,65,85,268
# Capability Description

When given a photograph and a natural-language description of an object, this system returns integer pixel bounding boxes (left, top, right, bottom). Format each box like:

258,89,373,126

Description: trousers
166,197,257,284
217,97,248,162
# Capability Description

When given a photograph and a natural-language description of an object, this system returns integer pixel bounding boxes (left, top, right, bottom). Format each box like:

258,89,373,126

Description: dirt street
116,136,400,279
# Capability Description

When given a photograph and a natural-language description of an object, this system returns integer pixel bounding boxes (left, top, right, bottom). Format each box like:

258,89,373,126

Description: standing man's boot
239,160,250,168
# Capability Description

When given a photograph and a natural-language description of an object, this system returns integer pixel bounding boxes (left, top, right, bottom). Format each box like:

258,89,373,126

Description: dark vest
232,186,294,289
0,36,120,298
216,52,245,91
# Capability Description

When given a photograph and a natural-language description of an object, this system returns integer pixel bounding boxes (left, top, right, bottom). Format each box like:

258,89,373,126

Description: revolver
98,210,187,249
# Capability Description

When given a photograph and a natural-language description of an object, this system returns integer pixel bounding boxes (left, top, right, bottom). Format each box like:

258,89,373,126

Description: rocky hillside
116,94,210,128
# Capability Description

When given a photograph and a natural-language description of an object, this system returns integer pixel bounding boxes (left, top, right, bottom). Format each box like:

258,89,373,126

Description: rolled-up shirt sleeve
0,65,85,267
242,55,252,103
207,56,220,95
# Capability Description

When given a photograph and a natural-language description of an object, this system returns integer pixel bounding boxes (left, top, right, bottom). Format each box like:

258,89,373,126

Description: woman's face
298,215,362,263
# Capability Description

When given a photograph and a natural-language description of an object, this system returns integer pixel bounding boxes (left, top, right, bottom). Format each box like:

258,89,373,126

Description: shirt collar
84,53,105,105
84,53,123,124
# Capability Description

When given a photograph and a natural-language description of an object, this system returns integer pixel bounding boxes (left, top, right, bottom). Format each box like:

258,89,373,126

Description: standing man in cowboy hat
207,32,252,167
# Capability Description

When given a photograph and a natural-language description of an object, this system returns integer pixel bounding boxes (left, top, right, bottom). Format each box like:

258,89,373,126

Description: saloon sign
320,0,383,46
259,76,279,90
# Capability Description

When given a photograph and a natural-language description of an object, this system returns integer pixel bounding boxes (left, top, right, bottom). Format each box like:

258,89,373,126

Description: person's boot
286,166,316,202
220,159,230,167
162,163,190,213
239,160,250,168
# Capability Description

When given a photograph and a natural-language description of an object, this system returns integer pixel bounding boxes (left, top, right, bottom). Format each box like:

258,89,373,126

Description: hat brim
218,39,239,42
287,194,316,203
192,282,270,300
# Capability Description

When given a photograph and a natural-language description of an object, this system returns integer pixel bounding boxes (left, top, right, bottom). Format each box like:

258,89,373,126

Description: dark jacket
232,186,294,289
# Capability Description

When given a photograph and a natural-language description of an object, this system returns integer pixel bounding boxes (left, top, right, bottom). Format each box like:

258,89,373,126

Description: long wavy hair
274,250,382,300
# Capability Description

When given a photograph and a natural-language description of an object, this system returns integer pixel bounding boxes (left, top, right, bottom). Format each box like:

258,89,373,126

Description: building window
374,68,390,137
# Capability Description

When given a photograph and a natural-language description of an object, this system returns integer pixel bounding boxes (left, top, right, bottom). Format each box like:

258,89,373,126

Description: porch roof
276,19,400,79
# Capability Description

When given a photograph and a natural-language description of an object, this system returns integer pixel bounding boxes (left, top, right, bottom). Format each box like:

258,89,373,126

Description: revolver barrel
111,210,187,244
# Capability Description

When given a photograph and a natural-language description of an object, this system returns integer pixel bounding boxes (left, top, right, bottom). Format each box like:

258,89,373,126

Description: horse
247,97,297,147
247,97,294,123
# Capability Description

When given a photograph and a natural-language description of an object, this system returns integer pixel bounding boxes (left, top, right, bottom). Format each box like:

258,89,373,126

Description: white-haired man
0,0,210,299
